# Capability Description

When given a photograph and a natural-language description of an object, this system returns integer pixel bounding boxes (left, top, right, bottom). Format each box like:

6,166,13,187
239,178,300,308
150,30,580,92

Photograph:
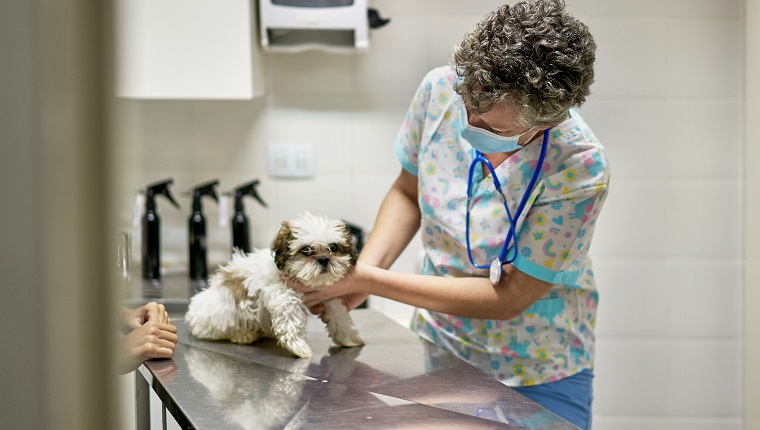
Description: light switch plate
268,143,315,178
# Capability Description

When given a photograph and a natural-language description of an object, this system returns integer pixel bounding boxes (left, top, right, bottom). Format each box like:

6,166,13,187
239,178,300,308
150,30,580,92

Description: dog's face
271,212,357,287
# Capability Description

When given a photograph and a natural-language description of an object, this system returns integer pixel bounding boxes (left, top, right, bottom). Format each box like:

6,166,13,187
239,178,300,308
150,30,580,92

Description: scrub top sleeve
395,70,436,176
512,148,610,286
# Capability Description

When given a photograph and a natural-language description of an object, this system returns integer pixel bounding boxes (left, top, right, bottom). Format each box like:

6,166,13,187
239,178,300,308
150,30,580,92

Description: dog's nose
317,257,329,268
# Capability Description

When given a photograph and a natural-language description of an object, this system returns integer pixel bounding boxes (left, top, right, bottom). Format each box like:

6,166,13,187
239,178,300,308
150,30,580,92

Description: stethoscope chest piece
489,259,502,285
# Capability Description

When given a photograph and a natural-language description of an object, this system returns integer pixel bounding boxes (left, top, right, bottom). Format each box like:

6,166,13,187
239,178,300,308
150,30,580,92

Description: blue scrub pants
512,369,594,430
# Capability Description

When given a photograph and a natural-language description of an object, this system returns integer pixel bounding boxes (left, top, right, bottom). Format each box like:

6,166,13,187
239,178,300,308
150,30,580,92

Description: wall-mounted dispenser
258,0,369,53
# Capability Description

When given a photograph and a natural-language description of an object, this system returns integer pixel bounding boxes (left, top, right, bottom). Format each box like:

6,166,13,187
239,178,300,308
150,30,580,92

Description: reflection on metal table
136,309,577,429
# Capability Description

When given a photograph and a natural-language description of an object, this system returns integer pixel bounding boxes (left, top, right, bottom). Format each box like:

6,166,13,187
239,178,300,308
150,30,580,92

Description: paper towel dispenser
259,0,369,53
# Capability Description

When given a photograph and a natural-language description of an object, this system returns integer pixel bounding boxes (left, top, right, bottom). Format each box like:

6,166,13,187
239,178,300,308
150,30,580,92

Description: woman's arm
295,167,553,319
318,168,420,312
299,261,552,321
360,168,421,269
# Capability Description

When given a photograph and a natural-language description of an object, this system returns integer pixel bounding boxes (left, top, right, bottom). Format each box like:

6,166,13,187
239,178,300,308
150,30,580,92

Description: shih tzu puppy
185,212,364,358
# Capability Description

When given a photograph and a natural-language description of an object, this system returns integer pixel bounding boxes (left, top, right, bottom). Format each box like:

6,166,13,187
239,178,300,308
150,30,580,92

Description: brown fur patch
339,223,358,265
220,271,249,304
270,221,293,271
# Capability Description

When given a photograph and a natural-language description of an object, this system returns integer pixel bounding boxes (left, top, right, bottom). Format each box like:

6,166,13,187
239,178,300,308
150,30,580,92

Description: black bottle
142,179,180,281
231,180,267,254
188,180,219,281
344,221,368,309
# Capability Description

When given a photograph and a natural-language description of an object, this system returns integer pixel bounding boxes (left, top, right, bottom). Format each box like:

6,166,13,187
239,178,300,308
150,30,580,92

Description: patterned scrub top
396,66,610,386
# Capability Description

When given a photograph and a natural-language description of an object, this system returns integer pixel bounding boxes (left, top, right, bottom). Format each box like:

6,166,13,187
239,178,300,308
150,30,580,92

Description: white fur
185,212,364,358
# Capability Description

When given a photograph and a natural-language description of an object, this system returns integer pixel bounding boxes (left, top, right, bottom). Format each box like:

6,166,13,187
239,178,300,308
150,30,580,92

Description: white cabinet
115,0,264,99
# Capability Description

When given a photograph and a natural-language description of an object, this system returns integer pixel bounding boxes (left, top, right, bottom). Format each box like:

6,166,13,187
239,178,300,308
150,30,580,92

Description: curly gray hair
453,0,596,127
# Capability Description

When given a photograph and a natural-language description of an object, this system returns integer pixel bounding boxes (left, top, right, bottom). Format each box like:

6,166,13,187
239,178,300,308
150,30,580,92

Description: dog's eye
301,246,314,256
328,243,338,253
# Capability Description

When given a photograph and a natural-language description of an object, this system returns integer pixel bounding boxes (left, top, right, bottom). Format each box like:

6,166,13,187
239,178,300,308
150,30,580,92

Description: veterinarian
290,1,609,428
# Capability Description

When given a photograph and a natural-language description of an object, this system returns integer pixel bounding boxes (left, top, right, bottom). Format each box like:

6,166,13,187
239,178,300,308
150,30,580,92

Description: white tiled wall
115,0,745,427
576,0,744,428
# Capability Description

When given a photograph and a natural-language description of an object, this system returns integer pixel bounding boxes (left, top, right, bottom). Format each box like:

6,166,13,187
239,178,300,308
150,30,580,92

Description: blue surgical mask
457,104,532,154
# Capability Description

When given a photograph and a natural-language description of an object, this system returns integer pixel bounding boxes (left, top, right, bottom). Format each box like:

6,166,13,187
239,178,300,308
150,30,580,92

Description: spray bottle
142,179,180,281
188,180,219,281
231,180,267,253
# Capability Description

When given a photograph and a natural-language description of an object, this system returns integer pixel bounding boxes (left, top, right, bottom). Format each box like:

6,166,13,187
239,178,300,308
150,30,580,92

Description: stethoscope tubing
465,128,550,270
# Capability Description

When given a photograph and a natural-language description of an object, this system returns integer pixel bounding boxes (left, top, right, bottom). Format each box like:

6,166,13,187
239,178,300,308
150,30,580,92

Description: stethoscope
465,128,550,285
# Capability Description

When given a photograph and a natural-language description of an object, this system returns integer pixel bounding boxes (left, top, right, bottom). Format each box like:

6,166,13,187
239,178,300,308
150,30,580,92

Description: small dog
185,212,364,358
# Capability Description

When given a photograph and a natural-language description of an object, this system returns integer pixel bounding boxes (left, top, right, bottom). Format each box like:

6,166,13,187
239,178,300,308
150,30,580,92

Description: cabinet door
115,0,261,99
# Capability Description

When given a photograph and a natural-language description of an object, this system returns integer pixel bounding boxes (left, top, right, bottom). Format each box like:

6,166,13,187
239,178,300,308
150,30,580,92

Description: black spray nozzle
188,180,219,211
233,180,267,212
368,8,390,29
145,178,180,211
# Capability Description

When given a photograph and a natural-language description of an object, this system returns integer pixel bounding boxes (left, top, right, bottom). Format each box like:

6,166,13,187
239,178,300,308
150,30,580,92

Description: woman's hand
122,302,171,331
118,320,178,374
284,264,371,317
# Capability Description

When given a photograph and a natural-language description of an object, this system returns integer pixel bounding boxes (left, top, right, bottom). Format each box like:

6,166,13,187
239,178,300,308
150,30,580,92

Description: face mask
457,104,532,154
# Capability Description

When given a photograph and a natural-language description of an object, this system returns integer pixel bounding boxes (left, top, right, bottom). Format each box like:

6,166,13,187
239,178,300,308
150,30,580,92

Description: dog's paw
332,329,364,348
230,331,259,344
282,337,313,358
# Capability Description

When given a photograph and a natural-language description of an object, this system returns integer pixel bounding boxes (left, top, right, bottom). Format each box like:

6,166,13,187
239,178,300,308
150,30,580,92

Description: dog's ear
271,221,293,271
340,223,359,265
